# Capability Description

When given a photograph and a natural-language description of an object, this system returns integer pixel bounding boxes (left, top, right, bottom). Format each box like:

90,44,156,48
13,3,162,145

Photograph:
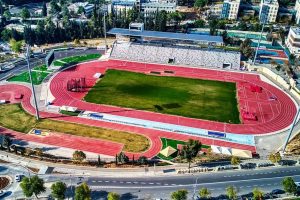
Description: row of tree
171,176,298,200
19,175,298,200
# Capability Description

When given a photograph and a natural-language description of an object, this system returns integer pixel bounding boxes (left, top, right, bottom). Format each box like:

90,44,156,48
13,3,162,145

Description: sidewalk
0,151,183,177
1,150,299,179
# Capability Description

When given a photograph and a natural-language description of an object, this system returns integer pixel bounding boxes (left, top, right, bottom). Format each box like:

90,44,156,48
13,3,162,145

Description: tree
167,11,183,30
194,0,207,8
171,189,188,200
51,181,67,200
209,19,218,36
42,1,47,17
252,188,264,200
278,28,286,45
289,54,296,65
240,38,254,60
72,150,86,163
35,148,43,157
155,10,168,32
226,185,238,200
75,182,91,200
1,29,12,41
107,192,120,200
194,19,205,28
50,0,61,15
231,156,241,165
21,8,30,20
117,152,129,164
9,39,23,53
77,6,85,15
97,155,101,167
2,135,12,151
137,156,148,165
20,175,46,199
282,177,297,194
268,152,281,163
3,10,11,21
199,187,211,199
179,139,201,172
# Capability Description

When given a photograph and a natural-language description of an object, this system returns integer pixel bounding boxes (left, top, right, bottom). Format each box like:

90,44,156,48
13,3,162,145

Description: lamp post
26,45,40,120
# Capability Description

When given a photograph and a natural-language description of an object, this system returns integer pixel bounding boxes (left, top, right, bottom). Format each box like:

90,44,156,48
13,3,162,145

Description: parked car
278,160,297,166
15,174,22,182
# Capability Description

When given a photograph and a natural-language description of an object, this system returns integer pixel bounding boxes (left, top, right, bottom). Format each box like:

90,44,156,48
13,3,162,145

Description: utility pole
26,45,40,120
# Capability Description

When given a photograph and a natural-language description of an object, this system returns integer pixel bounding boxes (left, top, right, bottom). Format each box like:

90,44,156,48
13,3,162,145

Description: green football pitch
84,70,240,123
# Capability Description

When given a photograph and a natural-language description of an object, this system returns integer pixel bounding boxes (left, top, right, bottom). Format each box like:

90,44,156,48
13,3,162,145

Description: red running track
50,60,297,135
0,83,256,158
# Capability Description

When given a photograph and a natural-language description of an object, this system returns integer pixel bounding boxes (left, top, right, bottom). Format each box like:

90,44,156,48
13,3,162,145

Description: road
86,165,300,199
2,164,300,199
0,48,100,81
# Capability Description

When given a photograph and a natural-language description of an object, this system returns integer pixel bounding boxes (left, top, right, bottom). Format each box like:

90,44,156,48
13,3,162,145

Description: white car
15,174,21,182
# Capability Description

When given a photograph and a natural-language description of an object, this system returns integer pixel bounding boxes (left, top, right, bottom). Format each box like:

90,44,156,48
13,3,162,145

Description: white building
68,2,94,16
207,3,223,18
108,0,135,13
295,0,300,24
221,0,240,20
259,0,278,23
207,0,240,20
141,2,176,17
286,27,300,57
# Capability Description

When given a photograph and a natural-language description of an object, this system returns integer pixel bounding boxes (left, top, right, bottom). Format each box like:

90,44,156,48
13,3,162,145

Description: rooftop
262,0,278,5
107,28,224,43
291,26,300,35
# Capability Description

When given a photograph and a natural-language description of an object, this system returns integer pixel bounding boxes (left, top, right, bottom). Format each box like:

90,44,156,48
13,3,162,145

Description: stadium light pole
282,107,300,154
253,19,266,64
26,45,40,120
101,5,108,54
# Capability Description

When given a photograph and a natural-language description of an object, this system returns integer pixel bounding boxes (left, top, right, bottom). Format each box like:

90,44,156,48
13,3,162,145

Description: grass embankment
85,69,240,123
158,138,211,160
0,104,150,153
53,53,101,67
7,64,51,85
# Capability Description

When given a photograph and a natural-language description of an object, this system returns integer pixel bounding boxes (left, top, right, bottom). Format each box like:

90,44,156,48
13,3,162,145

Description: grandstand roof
107,28,224,43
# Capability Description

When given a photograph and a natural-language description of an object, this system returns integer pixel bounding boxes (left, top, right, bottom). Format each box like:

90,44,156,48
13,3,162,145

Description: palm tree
180,139,202,173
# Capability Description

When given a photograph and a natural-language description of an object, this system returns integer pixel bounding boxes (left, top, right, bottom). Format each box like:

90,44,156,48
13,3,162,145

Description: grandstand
110,42,241,69
108,23,241,70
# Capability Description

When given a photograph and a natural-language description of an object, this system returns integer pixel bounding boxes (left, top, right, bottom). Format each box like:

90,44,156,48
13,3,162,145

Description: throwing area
84,70,240,123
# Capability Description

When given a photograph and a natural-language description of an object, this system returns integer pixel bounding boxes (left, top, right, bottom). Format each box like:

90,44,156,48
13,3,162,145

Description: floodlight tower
26,45,40,120
253,17,266,64
101,4,108,54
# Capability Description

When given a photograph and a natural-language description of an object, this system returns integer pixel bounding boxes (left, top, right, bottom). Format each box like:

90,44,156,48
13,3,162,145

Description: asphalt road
87,166,300,199
2,164,300,199
0,48,100,81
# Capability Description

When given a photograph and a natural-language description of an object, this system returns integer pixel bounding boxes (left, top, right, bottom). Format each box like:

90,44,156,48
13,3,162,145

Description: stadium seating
110,42,241,70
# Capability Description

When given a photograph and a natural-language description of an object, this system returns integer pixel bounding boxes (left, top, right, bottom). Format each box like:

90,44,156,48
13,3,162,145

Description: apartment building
286,27,300,57
221,0,241,20
259,0,279,23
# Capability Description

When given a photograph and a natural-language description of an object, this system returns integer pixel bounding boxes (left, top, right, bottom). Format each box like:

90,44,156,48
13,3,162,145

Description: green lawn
0,104,150,153
53,53,101,67
84,70,240,123
7,71,50,85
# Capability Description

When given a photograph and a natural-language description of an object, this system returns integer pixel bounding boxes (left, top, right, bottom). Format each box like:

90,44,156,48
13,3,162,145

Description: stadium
0,23,299,160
